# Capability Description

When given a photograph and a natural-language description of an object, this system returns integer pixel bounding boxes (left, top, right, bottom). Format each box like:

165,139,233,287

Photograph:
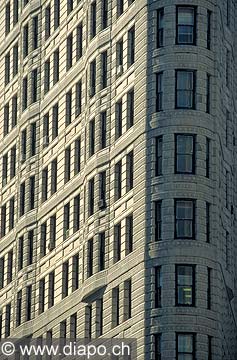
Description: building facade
0,0,237,359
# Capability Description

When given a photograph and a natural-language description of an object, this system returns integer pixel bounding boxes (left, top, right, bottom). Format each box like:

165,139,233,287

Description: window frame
175,264,195,307
157,8,164,48
176,6,197,45
156,72,163,112
176,332,196,360
175,70,196,110
175,134,196,174
174,199,195,239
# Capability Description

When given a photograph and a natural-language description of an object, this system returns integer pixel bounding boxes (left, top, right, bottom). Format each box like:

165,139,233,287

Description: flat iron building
0,0,237,359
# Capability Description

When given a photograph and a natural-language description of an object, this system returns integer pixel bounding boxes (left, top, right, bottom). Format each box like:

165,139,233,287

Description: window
5,3,10,35
5,52,10,85
62,261,69,298
175,70,196,109
86,305,92,339
125,215,133,254
175,134,195,174
176,333,195,360
73,195,80,232
117,39,123,69
2,154,8,187
54,0,60,29
206,202,210,243
175,199,195,239
99,232,105,271
39,278,45,314
64,146,71,183
32,16,38,50
176,265,195,306
9,197,15,231
208,336,212,360
44,59,50,94
22,76,28,110
124,279,132,320
12,95,17,128
60,320,67,345
66,33,73,70
6,250,13,284
3,103,9,137
45,5,51,40
88,238,93,277
13,43,18,76
75,81,82,117
101,0,108,29
5,304,11,337
112,287,119,327
97,299,103,336
48,271,55,308
155,266,162,308
66,90,72,125
90,60,96,97
226,170,230,209
115,100,123,139
114,223,121,263
29,176,35,210
63,203,70,240
89,119,95,156
42,167,48,202
0,257,4,289
21,129,27,162
176,6,196,45
10,146,16,179
155,201,162,241
100,111,107,149
18,236,24,271
72,254,79,291
207,10,211,50
67,0,73,14
40,223,47,257
16,290,22,326
51,159,57,194
226,50,230,88
43,114,49,146
49,215,56,250
101,51,107,89
27,230,34,265
91,2,97,38
227,0,230,27
126,151,133,191
117,0,124,17
127,89,134,129
207,267,211,310
76,24,83,60
206,73,211,113
53,49,59,84
26,285,32,321
115,160,122,200
30,122,37,156
23,24,29,58
99,171,106,209
52,103,59,139
206,138,210,178
128,26,135,66
88,178,95,216
154,334,162,360
70,313,77,340
155,136,162,176
156,72,163,111
20,182,26,216
31,68,37,102
1,205,6,238
74,138,81,175
157,8,164,48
